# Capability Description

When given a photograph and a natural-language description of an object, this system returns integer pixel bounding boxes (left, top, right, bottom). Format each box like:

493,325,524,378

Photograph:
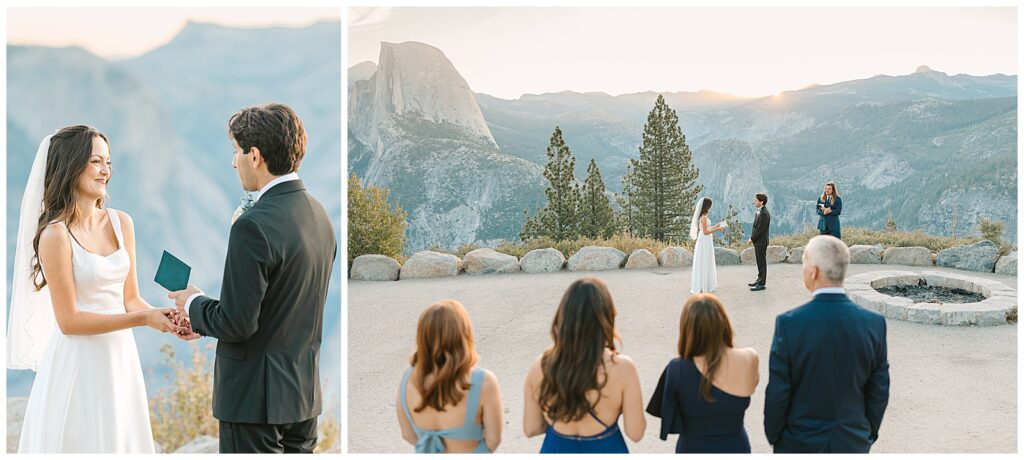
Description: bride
7,126,193,453
689,197,725,294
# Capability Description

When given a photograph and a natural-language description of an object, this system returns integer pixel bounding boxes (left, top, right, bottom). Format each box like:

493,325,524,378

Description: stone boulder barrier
520,248,566,273
625,249,659,269
850,245,883,264
350,254,401,281
766,245,789,263
399,251,461,280
740,247,756,265
658,247,693,268
568,246,626,272
463,248,520,275
786,246,805,264
714,247,741,265
995,251,1017,276
882,246,933,266
741,247,788,265
936,240,1000,273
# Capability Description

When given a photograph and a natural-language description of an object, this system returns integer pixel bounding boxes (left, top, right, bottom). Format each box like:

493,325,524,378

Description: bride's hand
143,308,186,334
175,316,202,341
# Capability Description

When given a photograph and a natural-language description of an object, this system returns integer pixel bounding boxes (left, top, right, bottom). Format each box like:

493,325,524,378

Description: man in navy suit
764,235,889,453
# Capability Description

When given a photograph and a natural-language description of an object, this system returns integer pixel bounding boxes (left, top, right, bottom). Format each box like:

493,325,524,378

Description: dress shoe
750,284,766,291
748,281,759,287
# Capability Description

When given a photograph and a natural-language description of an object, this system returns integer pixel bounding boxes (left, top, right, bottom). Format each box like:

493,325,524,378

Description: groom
169,103,337,453
748,193,771,291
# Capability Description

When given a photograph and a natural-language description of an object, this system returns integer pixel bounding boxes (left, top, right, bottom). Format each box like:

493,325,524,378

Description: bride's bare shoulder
38,222,70,249
114,209,135,233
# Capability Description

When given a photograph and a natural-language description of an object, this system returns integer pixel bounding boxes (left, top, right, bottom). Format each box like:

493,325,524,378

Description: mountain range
7,21,342,401
349,42,1017,251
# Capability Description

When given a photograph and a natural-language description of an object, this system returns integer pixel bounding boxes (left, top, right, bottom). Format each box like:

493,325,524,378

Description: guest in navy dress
523,277,646,453
396,300,504,453
647,293,759,453
816,181,842,240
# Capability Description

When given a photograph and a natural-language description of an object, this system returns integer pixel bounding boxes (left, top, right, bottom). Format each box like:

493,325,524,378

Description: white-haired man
763,235,890,453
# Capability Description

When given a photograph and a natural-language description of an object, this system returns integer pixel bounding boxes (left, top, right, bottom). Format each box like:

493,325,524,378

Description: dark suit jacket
764,293,890,453
751,207,771,246
190,180,337,425
816,196,842,238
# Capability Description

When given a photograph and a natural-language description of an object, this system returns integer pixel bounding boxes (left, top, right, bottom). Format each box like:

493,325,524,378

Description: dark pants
220,418,318,453
755,243,768,286
820,228,842,240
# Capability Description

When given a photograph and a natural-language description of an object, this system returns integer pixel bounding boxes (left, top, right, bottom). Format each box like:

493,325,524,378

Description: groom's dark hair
756,193,768,205
228,103,307,175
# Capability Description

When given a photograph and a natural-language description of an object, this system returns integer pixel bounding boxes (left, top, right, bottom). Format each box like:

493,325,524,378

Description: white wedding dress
690,218,718,294
18,209,156,453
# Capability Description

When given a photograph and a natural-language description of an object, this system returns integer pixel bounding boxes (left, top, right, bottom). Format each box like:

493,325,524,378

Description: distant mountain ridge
350,47,1016,249
349,41,544,251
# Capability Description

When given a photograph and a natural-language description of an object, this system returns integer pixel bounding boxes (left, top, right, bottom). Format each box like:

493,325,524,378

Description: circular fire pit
846,270,1017,326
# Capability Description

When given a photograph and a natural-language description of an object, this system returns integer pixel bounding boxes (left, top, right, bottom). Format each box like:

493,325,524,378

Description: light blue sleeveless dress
400,367,490,453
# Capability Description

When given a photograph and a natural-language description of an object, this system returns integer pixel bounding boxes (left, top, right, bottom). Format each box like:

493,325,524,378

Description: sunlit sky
8,7,340,59
349,7,1017,98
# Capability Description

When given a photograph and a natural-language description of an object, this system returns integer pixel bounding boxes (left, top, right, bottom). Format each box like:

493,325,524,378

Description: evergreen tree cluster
521,127,617,241
521,95,705,244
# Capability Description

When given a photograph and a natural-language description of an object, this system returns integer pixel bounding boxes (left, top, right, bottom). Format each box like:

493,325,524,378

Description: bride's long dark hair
31,125,110,290
699,197,713,217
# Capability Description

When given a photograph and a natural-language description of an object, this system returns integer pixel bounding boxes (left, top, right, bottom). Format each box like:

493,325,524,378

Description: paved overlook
349,263,1017,454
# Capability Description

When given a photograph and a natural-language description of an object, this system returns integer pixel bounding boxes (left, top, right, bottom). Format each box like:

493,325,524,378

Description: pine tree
617,163,639,236
624,95,702,242
520,127,581,241
579,159,617,239
715,203,744,246
885,214,897,232
347,172,408,262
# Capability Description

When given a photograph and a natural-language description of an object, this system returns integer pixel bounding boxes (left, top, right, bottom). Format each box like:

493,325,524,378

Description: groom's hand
168,284,202,316
175,320,202,341
166,308,202,341
747,239,752,245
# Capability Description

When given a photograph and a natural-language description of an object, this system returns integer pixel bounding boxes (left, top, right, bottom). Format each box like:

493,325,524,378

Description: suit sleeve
764,315,792,445
189,216,271,342
816,198,825,216
865,318,890,443
831,197,842,217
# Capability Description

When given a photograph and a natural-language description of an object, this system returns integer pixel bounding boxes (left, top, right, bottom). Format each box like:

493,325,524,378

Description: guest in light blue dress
396,300,502,453
523,277,646,453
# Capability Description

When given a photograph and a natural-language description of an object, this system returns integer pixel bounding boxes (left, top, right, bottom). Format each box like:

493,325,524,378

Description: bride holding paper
8,126,190,453
689,197,726,294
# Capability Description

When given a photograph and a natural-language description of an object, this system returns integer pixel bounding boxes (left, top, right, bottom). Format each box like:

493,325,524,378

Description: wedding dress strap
60,221,86,249
106,208,125,250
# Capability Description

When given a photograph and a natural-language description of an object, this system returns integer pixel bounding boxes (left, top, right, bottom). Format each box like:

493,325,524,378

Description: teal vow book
154,251,190,291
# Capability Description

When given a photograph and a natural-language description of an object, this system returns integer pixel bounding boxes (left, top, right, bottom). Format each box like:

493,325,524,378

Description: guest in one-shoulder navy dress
648,358,752,453
647,293,759,453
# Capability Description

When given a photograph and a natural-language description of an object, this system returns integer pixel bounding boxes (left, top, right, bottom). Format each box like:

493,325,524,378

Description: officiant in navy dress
816,181,842,240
